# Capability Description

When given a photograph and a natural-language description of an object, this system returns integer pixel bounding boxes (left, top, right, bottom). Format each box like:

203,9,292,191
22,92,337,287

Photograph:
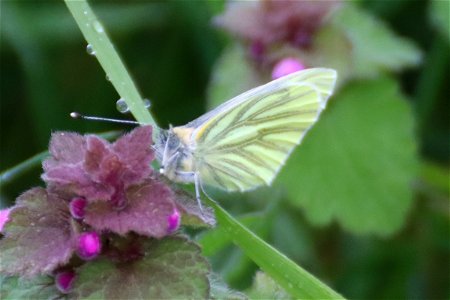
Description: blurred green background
1,1,448,299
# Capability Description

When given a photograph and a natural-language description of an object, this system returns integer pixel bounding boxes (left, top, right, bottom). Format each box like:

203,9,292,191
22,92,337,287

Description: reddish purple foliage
43,126,154,204
215,1,339,49
0,188,76,276
41,126,180,237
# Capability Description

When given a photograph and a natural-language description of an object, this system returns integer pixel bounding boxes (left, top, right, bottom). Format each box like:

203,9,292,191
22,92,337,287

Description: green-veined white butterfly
154,68,337,209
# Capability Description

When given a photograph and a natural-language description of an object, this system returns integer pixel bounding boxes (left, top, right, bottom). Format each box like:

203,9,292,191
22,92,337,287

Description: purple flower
272,57,306,79
0,208,10,232
69,197,87,220
77,232,101,260
55,270,76,294
41,126,185,238
42,126,154,205
215,1,340,49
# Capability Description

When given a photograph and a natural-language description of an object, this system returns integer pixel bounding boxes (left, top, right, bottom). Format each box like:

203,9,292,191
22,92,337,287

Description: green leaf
0,275,60,299
73,237,210,299
207,44,262,110
246,271,291,300
429,0,450,42
333,4,422,77
276,77,418,235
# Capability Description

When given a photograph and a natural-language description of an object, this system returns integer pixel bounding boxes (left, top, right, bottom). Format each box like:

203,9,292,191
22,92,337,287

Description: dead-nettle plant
0,126,216,298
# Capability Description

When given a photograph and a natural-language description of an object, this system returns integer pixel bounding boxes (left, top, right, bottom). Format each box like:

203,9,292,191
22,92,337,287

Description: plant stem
64,0,157,134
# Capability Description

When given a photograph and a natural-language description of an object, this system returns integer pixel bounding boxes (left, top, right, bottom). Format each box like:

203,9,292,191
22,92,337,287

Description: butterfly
154,68,337,209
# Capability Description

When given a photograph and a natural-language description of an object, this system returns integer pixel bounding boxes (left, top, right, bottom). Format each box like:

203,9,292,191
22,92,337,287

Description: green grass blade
64,0,156,130
206,199,344,299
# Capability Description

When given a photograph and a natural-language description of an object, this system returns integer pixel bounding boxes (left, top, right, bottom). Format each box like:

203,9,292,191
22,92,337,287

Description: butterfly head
155,127,195,183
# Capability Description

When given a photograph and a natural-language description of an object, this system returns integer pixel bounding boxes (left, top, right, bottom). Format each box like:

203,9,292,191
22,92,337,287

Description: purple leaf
84,180,176,238
0,188,75,277
42,126,154,204
44,132,86,169
112,126,154,184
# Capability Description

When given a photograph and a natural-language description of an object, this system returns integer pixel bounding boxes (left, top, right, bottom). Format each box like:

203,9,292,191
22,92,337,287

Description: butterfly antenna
70,112,140,125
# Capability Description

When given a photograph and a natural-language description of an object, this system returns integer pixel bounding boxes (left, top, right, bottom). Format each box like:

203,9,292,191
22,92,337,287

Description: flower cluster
0,126,214,296
215,0,340,78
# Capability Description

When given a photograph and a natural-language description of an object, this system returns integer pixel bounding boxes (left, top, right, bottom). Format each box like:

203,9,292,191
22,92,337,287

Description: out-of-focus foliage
1,1,448,299
276,77,417,235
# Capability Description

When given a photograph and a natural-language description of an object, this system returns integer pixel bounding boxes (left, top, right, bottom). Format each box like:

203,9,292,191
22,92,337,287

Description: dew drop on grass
116,98,129,114
86,44,96,56
143,98,151,109
93,21,104,33
105,74,110,81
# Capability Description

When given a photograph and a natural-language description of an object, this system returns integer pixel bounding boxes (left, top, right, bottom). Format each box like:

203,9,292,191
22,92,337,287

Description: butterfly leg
194,172,203,212
174,170,203,212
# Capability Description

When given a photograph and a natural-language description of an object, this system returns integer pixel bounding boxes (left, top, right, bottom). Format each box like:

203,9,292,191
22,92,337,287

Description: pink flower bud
167,209,180,233
77,232,101,260
0,208,11,232
55,270,76,294
69,197,87,220
271,57,306,80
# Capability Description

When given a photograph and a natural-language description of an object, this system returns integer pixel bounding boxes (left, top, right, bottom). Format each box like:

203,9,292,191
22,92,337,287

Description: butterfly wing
189,68,337,191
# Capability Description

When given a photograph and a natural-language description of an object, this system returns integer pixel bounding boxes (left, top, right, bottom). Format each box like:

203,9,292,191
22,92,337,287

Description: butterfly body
156,68,337,199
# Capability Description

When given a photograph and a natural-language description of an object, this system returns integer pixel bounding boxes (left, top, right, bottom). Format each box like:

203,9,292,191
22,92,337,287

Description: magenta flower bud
167,209,181,233
271,57,306,80
55,270,76,294
77,232,101,260
69,197,87,219
0,208,11,232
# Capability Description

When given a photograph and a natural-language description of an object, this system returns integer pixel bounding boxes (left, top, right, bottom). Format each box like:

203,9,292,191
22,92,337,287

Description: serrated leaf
0,188,75,276
73,237,210,299
332,4,422,77
209,273,247,300
207,44,262,110
0,275,60,299
246,271,291,300
276,77,418,235
85,180,176,238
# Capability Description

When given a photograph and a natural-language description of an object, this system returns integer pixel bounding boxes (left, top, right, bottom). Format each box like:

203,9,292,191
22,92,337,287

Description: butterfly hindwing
187,68,337,191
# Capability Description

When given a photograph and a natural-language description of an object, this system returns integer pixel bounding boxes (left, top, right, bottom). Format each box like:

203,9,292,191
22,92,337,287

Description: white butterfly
154,68,337,209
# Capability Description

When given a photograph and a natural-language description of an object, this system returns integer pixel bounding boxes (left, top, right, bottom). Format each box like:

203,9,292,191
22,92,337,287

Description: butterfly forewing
186,68,337,191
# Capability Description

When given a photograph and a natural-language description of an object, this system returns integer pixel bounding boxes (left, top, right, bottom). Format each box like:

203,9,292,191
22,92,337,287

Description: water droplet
86,44,96,56
116,98,129,114
143,98,151,109
105,74,110,81
93,21,104,33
